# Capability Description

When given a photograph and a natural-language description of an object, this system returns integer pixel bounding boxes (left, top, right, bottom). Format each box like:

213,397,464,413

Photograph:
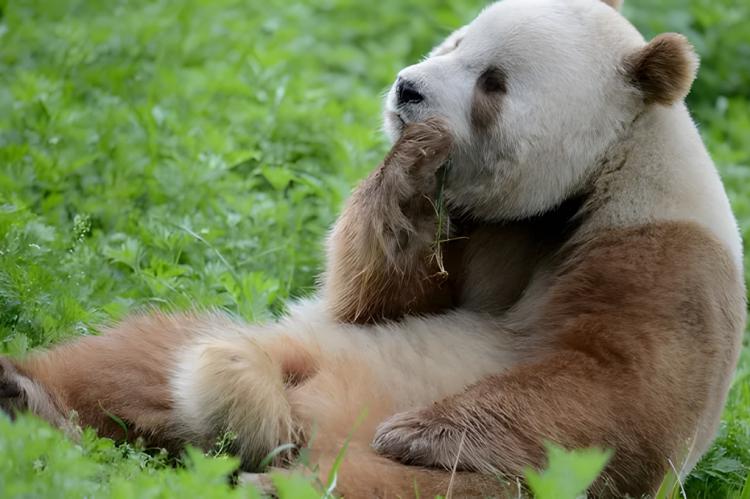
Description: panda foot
0,357,29,418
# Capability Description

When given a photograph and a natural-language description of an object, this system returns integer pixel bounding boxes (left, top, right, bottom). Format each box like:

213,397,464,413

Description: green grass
1,0,748,496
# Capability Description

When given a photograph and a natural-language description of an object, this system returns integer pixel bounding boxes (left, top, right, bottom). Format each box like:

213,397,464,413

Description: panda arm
322,119,454,323
371,223,743,495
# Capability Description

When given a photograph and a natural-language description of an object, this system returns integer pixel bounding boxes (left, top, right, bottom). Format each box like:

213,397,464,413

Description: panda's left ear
623,33,699,105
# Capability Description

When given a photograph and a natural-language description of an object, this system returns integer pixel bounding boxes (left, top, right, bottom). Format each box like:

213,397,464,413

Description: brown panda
1,0,745,496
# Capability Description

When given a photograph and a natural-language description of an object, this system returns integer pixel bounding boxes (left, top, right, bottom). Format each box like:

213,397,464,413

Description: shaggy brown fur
372,222,745,497
323,118,455,323
3,314,202,451
3,219,739,498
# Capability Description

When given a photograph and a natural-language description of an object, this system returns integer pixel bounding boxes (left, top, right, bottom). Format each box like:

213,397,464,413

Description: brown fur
449,194,587,315
0,216,743,498
471,66,507,131
244,446,516,498
372,222,744,497
323,118,455,323
600,0,622,10
277,348,517,497
11,313,201,450
624,33,699,105
266,337,320,387
309,444,516,498
0,357,77,436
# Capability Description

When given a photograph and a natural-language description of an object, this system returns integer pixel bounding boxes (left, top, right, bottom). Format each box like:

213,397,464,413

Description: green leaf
525,443,612,499
261,165,296,191
271,472,321,499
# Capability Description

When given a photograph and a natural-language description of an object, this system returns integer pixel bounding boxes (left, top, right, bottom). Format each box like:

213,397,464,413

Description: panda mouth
385,110,407,132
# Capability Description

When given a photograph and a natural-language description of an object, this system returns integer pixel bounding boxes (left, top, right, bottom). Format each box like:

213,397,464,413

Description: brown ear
624,33,699,105
601,0,623,10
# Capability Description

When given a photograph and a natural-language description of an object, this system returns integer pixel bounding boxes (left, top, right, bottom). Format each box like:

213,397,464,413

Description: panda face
383,0,647,221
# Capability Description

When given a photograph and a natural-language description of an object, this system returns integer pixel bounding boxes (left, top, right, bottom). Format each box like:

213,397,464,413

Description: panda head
383,0,698,220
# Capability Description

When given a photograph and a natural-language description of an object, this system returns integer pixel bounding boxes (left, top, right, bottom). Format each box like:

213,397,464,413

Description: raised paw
386,117,454,194
371,408,466,469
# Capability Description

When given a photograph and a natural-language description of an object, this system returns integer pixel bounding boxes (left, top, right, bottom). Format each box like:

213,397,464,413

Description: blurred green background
0,0,748,496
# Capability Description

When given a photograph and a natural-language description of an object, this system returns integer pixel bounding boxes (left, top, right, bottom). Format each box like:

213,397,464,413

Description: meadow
1,0,748,496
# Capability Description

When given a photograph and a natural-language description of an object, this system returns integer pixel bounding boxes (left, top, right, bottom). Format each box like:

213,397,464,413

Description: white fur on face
384,0,647,220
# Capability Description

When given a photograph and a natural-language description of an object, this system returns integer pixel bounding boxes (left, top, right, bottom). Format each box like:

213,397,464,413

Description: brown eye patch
471,66,508,131
477,66,508,94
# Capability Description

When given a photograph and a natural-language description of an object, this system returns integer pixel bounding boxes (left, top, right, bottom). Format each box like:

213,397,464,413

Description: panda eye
478,67,508,94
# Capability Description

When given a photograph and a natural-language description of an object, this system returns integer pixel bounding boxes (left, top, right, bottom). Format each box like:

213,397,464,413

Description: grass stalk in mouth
431,159,452,278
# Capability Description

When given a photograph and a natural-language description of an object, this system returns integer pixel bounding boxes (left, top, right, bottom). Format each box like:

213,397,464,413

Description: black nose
396,78,424,106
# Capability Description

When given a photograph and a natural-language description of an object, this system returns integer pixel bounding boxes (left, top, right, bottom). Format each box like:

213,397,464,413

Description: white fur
386,0,646,219
169,301,526,468
583,103,743,269
171,301,522,433
281,300,522,407
384,0,741,269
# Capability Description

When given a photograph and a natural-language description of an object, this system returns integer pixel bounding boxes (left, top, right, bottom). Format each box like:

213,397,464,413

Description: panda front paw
374,117,455,248
388,117,454,197
371,407,466,469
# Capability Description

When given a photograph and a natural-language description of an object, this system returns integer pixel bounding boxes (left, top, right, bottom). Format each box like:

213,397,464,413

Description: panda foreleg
323,118,456,324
